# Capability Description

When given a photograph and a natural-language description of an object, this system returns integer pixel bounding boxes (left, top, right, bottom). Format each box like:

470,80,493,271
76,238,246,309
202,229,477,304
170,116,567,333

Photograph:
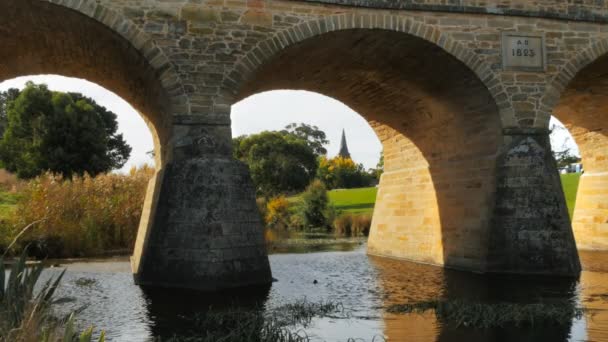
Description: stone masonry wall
15,0,608,286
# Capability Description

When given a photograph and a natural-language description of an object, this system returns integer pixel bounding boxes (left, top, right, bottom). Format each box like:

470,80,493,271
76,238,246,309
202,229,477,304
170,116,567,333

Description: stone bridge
3,0,608,290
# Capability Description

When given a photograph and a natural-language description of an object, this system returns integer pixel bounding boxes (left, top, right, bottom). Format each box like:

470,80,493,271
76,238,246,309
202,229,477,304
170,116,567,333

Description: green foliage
317,156,373,190
6,166,154,258
0,82,131,179
234,131,317,197
555,152,581,169
281,123,329,156
0,89,19,137
265,196,292,230
294,180,333,230
0,248,105,342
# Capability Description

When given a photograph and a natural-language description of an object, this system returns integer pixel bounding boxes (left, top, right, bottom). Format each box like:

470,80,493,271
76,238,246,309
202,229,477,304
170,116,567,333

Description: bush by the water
2,165,154,258
293,180,335,230
333,213,372,237
265,196,291,230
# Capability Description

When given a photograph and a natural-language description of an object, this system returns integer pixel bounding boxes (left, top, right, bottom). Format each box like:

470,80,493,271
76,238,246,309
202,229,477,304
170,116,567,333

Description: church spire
338,129,351,159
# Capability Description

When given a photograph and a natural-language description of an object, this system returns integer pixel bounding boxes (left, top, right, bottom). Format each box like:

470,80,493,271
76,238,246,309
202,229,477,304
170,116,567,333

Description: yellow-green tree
316,156,373,189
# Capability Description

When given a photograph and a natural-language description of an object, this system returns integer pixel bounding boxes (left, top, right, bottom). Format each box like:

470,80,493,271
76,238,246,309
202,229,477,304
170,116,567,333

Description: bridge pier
488,128,581,276
131,117,272,291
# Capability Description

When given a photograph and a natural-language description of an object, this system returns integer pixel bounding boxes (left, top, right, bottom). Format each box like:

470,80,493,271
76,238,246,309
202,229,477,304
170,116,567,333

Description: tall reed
7,165,154,258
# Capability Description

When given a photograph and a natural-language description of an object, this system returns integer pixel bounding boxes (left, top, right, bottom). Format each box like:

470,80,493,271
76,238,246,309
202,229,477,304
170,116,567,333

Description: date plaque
501,32,546,72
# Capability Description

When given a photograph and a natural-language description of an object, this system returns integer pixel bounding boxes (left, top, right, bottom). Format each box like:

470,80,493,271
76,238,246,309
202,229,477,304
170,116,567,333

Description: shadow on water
369,255,580,342
140,284,272,339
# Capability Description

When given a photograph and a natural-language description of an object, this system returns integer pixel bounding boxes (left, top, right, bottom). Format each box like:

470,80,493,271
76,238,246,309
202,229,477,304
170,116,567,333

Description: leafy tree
0,89,20,136
234,131,317,197
281,123,329,156
550,123,581,169
0,82,131,179
554,150,581,169
317,156,373,189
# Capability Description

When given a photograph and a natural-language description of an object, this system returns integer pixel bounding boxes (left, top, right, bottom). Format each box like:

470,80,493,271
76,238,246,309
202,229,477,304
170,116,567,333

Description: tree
550,122,581,169
281,123,329,156
0,82,131,179
234,131,317,197
0,88,20,137
317,156,373,189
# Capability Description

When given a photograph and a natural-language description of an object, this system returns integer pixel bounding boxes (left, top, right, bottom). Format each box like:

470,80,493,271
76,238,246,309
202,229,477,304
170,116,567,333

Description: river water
30,240,608,342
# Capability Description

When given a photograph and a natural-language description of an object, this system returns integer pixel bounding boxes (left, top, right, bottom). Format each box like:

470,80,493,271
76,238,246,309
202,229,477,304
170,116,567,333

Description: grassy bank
328,187,377,214
560,173,581,218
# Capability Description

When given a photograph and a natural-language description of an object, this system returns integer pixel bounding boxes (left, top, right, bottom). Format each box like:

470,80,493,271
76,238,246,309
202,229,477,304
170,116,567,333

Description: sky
0,75,578,173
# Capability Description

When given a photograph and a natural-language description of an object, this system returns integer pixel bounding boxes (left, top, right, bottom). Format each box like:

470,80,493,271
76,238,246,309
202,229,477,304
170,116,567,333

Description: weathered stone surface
134,157,271,290
488,134,581,276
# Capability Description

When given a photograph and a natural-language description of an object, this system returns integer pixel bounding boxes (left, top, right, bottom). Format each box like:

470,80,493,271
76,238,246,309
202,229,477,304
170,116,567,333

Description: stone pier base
488,130,581,276
132,157,272,291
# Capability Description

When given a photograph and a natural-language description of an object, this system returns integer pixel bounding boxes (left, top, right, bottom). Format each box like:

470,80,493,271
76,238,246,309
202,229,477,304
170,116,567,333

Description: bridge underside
237,29,580,276
555,54,608,251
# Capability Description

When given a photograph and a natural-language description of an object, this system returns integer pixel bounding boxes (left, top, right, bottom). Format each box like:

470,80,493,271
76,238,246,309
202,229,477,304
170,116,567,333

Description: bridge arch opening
552,53,608,250
0,0,172,167
0,0,177,268
233,28,503,270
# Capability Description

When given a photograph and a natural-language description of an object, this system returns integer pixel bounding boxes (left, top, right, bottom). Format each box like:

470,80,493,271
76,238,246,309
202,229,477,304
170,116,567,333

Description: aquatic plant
166,299,345,342
386,299,586,329
0,248,105,341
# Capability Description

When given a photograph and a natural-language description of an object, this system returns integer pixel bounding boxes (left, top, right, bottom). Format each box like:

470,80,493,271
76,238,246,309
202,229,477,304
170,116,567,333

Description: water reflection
31,245,608,341
141,285,271,338
369,255,580,342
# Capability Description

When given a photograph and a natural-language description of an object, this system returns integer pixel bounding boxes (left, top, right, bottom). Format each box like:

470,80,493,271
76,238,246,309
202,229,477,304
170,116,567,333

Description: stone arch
544,39,608,250
538,38,608,127
221,13,514,128
42,0,190,119
0,0,191,278
229,26,505,271
2,0,192,167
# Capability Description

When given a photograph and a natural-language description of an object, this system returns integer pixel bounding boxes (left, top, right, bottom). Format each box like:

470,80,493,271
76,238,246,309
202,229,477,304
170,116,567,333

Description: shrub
6,165,154,258
256,197,268,222
351,214,372,236
333,213,372,237
265,196,291,230
333,214,353,236
294,180,332,230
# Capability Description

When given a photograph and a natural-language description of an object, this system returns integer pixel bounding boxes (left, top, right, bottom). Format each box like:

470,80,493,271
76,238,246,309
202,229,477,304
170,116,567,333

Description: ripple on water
27,245,608,342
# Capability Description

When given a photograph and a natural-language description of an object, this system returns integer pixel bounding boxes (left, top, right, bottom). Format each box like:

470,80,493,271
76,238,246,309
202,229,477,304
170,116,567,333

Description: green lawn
328,187,377,214
560,173,581,219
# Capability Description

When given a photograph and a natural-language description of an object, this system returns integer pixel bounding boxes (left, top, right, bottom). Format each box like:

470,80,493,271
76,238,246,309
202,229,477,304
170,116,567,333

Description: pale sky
0,75,577,173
